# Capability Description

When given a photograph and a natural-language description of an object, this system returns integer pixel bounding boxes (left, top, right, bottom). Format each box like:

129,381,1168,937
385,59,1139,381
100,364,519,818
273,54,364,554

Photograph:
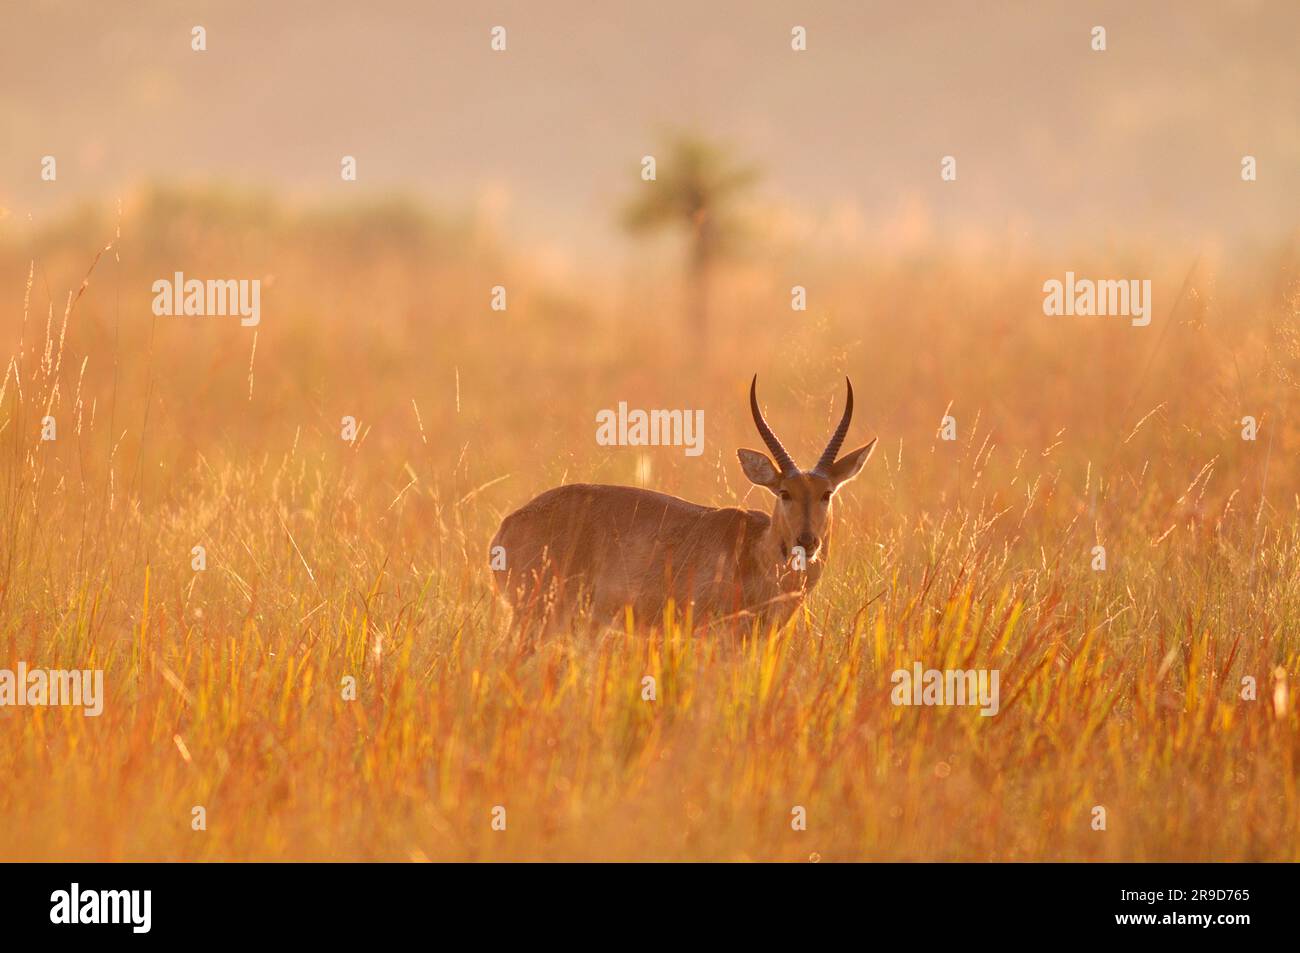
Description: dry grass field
1,187,1297,861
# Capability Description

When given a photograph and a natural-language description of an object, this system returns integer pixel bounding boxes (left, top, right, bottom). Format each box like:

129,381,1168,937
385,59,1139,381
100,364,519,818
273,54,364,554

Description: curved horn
814,378,854,474
750,375,797,474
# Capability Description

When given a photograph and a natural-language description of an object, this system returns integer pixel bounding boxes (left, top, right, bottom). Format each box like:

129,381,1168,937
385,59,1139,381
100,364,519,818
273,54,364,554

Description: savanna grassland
1,188,1299,861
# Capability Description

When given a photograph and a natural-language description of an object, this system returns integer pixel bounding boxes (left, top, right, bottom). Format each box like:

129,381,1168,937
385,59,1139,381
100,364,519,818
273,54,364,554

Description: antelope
490,376,876,636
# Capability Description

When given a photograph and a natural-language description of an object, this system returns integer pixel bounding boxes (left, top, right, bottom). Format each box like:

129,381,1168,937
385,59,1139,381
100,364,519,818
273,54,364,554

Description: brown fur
491,483,814,635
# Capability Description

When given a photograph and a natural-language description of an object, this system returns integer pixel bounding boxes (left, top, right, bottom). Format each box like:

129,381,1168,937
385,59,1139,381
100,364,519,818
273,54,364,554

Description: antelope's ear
738,448,781,492
828,439,877,490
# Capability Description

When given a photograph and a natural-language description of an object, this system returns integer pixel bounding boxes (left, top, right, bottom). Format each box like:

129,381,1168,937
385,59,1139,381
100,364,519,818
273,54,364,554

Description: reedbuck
491,376,876,635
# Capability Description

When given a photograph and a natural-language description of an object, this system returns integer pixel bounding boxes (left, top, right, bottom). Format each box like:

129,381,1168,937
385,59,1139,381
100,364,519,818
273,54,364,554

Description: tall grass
0,189,1297,860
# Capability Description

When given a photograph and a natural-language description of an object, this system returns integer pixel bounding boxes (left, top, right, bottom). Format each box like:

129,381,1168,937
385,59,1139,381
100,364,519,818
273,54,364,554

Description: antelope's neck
756,523,785,567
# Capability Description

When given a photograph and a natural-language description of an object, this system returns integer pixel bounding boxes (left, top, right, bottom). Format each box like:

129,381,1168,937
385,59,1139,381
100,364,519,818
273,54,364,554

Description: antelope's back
490,483,766,612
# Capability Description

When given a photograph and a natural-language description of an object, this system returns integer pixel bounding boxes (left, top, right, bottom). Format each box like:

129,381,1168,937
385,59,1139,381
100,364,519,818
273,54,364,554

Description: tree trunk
688,220,714,354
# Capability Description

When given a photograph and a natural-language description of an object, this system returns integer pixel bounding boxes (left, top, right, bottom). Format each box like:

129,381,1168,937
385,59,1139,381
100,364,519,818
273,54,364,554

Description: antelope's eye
821,492,832,502
779,490,792,501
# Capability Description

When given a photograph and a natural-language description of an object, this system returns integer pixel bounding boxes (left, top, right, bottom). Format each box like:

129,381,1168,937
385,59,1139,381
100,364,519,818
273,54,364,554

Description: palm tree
622,134,760,350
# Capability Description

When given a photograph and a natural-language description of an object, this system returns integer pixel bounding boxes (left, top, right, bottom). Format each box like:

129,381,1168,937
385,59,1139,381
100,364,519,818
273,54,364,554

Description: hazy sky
2,0,1297,260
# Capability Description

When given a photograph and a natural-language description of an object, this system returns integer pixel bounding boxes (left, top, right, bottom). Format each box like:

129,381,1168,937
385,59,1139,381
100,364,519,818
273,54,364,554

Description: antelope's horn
750,375,797,474
814,378,854,474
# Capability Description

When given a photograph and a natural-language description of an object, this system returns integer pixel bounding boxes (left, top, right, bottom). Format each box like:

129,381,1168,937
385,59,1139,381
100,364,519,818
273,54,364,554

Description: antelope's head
739,375,876,565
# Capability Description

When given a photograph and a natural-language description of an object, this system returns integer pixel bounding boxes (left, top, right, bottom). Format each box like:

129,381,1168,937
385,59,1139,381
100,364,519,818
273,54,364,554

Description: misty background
2,0,1298,274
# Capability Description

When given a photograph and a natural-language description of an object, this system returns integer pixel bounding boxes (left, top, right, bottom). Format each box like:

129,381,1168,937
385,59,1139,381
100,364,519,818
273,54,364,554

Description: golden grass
1,190,1298,860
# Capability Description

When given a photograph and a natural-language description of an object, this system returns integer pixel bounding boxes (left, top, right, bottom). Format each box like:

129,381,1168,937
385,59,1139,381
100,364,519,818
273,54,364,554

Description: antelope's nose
796,533,820,554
